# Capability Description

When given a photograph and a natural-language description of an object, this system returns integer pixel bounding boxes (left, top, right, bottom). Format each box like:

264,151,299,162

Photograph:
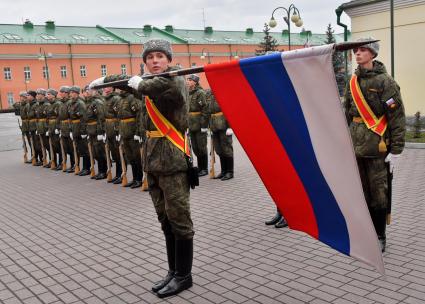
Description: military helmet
36,88,46,95
187,74,200,83
59,86,71,93
46,88,58,96
69,86,81,93
19,91,28,97
355,37,379,58
142,39,173,63
27,90,37,98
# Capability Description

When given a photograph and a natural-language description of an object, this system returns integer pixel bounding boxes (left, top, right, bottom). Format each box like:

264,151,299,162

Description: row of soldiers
15,75,234,187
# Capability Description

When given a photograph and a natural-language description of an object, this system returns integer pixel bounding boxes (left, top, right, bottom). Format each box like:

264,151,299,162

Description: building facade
0,21,343,109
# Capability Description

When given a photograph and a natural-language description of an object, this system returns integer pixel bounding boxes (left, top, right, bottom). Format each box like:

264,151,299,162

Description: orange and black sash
145,96,190,157
350,75,387,136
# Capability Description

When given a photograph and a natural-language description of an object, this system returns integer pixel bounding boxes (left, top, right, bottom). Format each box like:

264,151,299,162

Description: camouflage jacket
206,90,228,132
27,101,39,132
103,92,121,139
20,102,29,132
117,91,141,139
86,96,105,137
188,84,208,131
36,99,49,134
344,61,405,157
46,99,62,132
137,66,189,174
12,102,21,116
58,98,71,136
68,97,87,137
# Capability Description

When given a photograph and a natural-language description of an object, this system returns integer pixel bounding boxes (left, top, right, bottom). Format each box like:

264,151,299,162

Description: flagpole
92,40,378,90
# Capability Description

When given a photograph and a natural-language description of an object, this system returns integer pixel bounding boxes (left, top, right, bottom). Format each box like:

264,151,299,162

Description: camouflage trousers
61,136,75,166
356,157,388,210
212,130,233,158
30,132,41,160
189,131,207,158
148,172,194,240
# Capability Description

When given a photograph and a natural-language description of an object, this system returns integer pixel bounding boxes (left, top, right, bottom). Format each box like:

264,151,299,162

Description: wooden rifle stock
119,142,128,186
140,145,149,191
30,134,36,165
105,140,112,182
49,135,56,170
88,139,96,177
18,118,28,163
39,134,48,166
209,132,216,179
73,139,80,174
60,135,67,171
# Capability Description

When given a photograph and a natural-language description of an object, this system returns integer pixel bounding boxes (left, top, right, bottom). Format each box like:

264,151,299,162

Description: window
80,65,86,77
134,32,146,37
60,66,67,78
101,64,107,77
40,34,57,40
24,66,31,80
121,64,127,75
7,92,14,106
204,38,217,42
72,34,87,40
3,33,22,40
4,67,11,80
98,35,114,41
42,66,50,79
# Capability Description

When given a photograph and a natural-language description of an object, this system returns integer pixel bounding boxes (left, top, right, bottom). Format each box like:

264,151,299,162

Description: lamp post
268,4,303,51
200,48,211,64
38,48,51,88
233,49,243,59
24,80,29,91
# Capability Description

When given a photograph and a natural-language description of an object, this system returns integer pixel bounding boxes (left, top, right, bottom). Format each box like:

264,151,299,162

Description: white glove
385,153,401,173
226,128,233,136
201,128,208,133
97,134,103,141
102,134,107,143
116,134,121,142
35,130,39,135
81,134,87,139
89,76,105,89
70,132,73,140
55,129,59,135
128,75,143,90
45,131,49,137
134,135,141,142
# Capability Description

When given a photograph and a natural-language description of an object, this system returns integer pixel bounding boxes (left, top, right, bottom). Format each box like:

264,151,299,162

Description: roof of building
0,21,346,45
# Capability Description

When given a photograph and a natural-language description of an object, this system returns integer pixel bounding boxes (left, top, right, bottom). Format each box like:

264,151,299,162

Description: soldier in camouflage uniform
45,89,62,170
35,88,51,167
58,86,75,172
19,92,33,164
69,86,90,176
206,89,234,181
344,38,406,252
13,91,26,116
103,86,123,184
128,39,194,298
186,74,209,176
86,88,107,180
26,91,42,165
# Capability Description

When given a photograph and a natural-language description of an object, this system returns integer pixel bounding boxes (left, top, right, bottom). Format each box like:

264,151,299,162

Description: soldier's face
70,92,79,98
46,93,54,101
186,79,196,89
354,47,374,66
103,87,113,95
145,51,170,74
36,94,44,101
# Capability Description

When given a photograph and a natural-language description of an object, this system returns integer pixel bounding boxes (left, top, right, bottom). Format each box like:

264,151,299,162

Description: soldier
86,88,107,180
27,90,42,166
103,86,123,184
206,90,234,181
46,89,62,170
343,38,406,252
13,91,26,116
58,86,75,172
19,92,33,163
35,88,50,167
69,86,90,176
186,74,209,176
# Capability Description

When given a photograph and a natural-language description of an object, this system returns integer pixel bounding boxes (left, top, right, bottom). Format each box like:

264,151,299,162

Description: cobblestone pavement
1,122,425,303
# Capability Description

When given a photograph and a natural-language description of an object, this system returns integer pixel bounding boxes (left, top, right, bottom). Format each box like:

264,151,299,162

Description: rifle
49,134,56,170
72,139,80,174
30,133,36,165
140,145,149,191
39,134,48,166
88,139,96,177
60,135,67,171
119,141,128,186
92,41,380,90
105,139,112,182
209,131,216,179
17,118,28,163
386,163,393,225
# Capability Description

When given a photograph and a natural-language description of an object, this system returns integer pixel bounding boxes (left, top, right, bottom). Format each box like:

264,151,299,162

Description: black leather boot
265,209,282,225
152,229,175,293
157,239,193,298
197,156,208,176
275,216,288,228
215,156,226,179
371,208,387,253
221,157,234,180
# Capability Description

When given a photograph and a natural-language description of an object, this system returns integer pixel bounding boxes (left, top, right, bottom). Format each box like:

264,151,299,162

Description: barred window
60,66,67,78
121,64,127,75
80,65,87,77
42,66,50,79
7,92,14,106
4,67,12,80
101,64,107,77
24,66,31,80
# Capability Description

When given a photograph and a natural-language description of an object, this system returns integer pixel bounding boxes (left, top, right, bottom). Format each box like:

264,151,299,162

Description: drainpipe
68,44,75,85
187,43,192,67
128,43,133,75
336,6,348,82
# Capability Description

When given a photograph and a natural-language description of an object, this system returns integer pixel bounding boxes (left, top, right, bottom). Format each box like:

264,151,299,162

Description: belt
87,121,97,125
146,130,165,138
211,112,223,117
71,119,80,124
105,118,118,122
121,117,136,123
352,117,364,123
189,112,201,115
38,118,47,122
48,116,57,119
29,119,38,122
22,119,28,122
61,119,70,123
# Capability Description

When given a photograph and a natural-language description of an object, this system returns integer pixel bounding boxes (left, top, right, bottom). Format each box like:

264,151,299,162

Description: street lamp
24,80,29,91
200,48,211,64
268,4,303,51
233,49,243,59
38,48,52,87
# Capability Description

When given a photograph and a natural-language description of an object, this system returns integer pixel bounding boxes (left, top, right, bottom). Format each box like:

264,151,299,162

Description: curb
406,142,425,149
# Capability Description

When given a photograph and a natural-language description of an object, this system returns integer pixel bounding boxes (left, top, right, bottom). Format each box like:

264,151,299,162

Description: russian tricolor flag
205,44,384,274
